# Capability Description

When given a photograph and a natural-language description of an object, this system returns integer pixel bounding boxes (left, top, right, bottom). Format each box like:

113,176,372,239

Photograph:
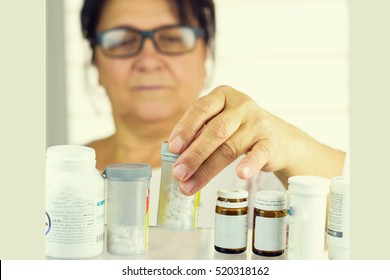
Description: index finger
168,88,226,153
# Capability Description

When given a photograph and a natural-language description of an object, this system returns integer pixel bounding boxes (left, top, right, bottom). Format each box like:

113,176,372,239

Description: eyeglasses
95,25,203,58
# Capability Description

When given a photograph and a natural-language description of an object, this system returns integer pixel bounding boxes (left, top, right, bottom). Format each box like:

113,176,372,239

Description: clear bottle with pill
157,141,200,230
214,189,248,254
252,190,287,257
103,163,152,256
45,145,105,259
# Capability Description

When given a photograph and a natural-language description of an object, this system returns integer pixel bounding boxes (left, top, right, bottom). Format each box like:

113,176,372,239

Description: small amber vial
252,190,287,257
214,189,248,254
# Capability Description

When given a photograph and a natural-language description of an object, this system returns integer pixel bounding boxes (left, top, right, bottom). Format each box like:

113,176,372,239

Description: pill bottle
252,190,287,257
287,175,330,260
327,176,350,260
45,145,105,259
214,189,248,254
327,150,350,260
103,163,152,256
157,141,200,230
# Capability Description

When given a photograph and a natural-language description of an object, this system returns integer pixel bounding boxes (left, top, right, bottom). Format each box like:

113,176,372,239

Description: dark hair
80,0,216,61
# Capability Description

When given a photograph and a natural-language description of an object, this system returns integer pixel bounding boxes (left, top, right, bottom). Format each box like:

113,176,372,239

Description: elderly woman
80,0,345,227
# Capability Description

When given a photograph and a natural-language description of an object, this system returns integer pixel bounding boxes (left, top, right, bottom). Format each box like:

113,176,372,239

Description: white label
214,213,247,249
254,216,286,251
287,217,303,256
46,186,105,258
327,191,344,237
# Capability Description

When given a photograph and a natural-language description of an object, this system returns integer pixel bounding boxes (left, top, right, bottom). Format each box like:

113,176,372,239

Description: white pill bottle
157,141,200,230
45,145,105,259
287,176,330,260
327,150,350,259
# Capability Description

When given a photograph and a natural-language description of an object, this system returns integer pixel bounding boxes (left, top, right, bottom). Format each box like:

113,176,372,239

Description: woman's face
95,0,207,123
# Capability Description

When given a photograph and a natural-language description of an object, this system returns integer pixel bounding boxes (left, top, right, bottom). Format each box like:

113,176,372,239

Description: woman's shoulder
85,137,114,171
85,137,111,151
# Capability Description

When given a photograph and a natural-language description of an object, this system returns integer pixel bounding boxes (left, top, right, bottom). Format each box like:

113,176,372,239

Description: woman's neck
110,114,178,167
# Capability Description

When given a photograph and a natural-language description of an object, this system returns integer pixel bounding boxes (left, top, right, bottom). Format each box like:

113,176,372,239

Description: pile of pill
158,183,196,230
107,224,146,255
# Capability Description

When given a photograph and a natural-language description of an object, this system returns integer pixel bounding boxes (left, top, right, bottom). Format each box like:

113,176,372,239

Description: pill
181,217,192,229
164,218,181,228
109,237,133,246
109,244,128,255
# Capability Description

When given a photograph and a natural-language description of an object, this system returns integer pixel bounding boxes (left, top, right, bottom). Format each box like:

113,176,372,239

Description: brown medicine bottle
214,189,248,254
252,190,287,257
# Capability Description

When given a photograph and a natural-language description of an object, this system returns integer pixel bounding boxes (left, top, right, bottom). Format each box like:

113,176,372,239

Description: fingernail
169,136,184,153
240,165,252,177
181,179,196,195
173,163,189,180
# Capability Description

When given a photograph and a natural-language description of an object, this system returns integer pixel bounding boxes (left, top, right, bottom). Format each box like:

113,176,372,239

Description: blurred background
47,0,349,151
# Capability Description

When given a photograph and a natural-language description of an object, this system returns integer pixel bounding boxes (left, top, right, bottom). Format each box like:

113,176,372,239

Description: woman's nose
132,38,164,71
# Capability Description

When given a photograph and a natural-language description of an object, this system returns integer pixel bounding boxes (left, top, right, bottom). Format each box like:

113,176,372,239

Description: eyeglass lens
99,26,198,57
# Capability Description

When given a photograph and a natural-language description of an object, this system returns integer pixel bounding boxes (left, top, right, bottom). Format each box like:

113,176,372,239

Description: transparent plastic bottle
45,145,105,259
103,163,152,256
157,141,200,230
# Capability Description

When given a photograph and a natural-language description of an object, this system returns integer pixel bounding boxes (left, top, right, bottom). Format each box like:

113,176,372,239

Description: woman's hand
168,85,345,195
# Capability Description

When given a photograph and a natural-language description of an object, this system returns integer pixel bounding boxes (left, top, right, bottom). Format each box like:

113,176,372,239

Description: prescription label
46,185,105,258
254,216,286,251
214,213,248,248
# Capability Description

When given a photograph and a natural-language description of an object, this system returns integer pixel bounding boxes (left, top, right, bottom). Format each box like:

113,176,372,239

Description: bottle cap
161,141,180,162
46,145,95,162
103,163,152,181
216,189,248,208
288,176,330,197
254,190,287,211
217,189,248,199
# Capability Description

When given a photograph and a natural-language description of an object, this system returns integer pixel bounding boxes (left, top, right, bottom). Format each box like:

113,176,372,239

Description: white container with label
287,175,330,260
327,175,350,259
45,145,105,259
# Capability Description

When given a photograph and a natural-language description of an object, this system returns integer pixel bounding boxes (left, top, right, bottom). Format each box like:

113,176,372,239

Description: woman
80,0,345,227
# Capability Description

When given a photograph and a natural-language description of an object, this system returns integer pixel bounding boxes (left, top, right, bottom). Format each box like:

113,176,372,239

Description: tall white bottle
327,150,350,259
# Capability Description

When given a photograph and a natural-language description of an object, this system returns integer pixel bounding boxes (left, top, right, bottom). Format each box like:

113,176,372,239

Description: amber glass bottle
252,190,287,257
214,189,248,254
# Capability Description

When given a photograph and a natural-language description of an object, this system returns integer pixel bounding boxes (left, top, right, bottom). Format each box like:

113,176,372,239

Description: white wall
63,0,349,151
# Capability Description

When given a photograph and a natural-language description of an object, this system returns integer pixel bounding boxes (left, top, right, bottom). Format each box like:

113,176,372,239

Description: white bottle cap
254,190,287,211
46,145,95,162
217,189,248,199
216,189,248,208
288,176,330,197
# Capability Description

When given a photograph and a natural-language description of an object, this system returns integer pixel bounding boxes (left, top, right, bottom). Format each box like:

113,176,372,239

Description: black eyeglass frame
95,24,204,58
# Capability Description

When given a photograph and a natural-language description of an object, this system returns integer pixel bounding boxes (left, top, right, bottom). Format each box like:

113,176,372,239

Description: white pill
181,217,192,229
183,197,194,208
168,197,181,211
169,209,179,218
177,212,191,221
164,218,181,228
109,237,133,247
127,244,136,254
109,244,128,255
108,233,120,240
119,231,130,238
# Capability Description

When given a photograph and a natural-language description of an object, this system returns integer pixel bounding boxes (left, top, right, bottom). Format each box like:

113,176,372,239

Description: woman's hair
80,0,216,61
